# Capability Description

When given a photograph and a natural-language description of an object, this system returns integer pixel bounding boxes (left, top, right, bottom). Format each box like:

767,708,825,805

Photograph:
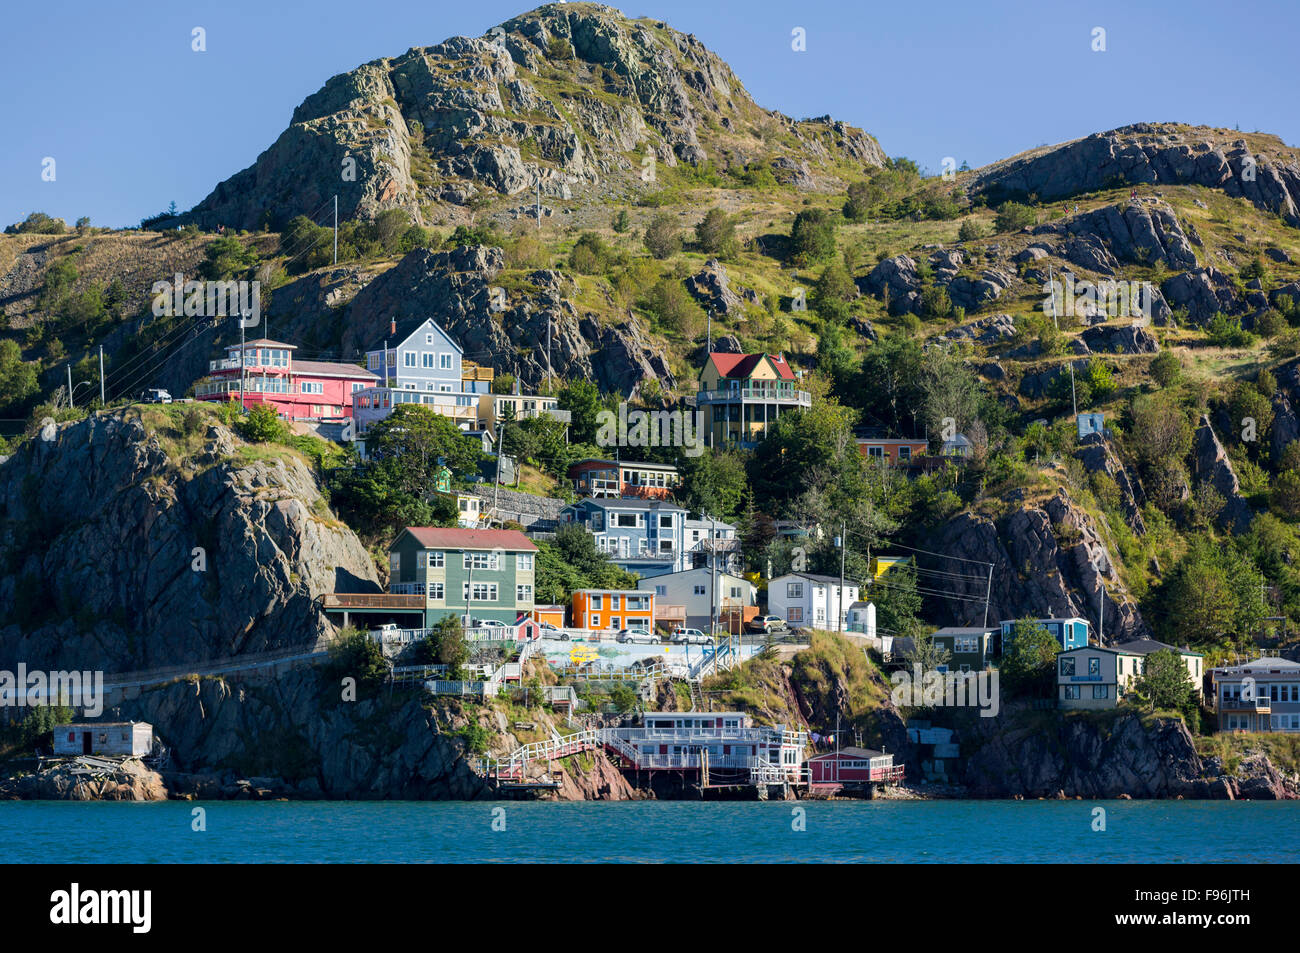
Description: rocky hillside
0,405,376,673
185,2,883,230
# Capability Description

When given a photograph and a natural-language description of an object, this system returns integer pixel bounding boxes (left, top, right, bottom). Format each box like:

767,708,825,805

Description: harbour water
3,799,1298,863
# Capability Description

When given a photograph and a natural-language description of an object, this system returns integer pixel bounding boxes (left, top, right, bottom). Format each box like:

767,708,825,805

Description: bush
957,218,983,242
1149,350,1181,388
644,278,704,338
1255,309,1287,339
993,201,1036,233
695,207,738,258
612,209,631,233
788,209,837,266
546,37,574,60
643,214,682,259
1206,312,1255,348
569,232,610,273
234,404,287,443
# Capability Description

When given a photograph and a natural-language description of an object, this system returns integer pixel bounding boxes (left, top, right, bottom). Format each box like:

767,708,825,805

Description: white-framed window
867,446,884,459
351,382,365,392
429,582,444,600
425,333,435,345
463,582,498,602
591,594,603,610
655,585,667,596
440,353,453,370
516,553,534,571
422,352,434,368
516,584,533,603
693,585,706,595
659,514,673,529
300,381,324,395
615,513,638,528
404,351,416,367
815,607,826,622
390,553,401,575
427,551,444,569
463,552,500,571
610,617,621,631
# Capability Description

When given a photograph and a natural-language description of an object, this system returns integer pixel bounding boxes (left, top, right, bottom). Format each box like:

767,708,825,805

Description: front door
82,732,92,755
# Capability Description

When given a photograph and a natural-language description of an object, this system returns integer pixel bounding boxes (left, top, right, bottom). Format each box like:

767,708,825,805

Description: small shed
513,616,542,642
808,746,896,784
532,605,566,628
54,722,153,758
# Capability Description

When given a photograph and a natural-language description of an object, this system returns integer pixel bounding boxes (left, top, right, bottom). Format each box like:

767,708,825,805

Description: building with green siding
387,526,538,627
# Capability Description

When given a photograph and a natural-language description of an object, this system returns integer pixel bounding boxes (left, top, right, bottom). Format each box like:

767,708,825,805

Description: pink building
194,339,378,420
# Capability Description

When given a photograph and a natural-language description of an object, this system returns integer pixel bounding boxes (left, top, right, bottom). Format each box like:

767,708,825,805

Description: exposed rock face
0,758,168,801
1075,432,1147,535
184,5,884,229
340,245,674,395
1079,324,1159,354
941,313,1017,346
929,488,1147,641
1039,202,1198,271
0,412,377,673
962,710,1237,799
1162,267,1244,323
1271,358,1300,460
1191,414,1255,533
684,259,749,315
860,254,1011,315
971,122,1300,227
554,749,640,800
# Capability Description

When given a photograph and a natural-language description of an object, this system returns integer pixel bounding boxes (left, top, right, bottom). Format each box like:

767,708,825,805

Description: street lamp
70,380,93,408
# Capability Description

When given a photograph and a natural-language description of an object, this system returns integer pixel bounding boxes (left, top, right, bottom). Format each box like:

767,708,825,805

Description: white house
1057,639,1203,710
638,566,756,631
53,722,154,758
767,573,861,630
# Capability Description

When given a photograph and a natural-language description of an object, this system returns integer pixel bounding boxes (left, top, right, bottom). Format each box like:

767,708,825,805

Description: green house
931,627,998,672
388,526,538,626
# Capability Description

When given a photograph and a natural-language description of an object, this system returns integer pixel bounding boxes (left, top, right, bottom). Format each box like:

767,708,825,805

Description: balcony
323,592,425,610
697,387,811,405
1220,696,1271,712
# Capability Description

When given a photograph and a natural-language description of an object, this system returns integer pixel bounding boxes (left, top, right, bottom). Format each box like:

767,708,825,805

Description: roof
706,352,796,382
567,458,680,473
370,317,463,355
932,627,997,637
399,527,537,552
293,360,379,380
857,436,928,445
810,747,888,761
774,572,861,587
636,566,751,584
1110,638,1201,657
1212,657,1300,675
67,721,152,729
566,498,686,513
232,339,296,349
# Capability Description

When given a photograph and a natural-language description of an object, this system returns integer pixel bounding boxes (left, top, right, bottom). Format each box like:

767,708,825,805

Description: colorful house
638,566,756,632
386,526,538,626
930,627,998,672
807,747,902,785
193,339,377,420
571,589,655,633
1000,617,1091,654
697,352,810,449
531,604,566,629
559,498,688,578
1210,657,1300,733
855,435,929,465
567,458,681,500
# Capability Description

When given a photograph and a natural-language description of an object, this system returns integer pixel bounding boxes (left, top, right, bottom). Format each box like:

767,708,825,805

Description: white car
670,628,711,645
617,628,661,644
477,620,508,629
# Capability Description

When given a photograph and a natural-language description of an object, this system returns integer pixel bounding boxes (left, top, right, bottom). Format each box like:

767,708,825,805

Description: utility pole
333,195,338,265
98,345,105,406
546,318,552,387
492,422,505,526
66,364,73,409
710,515,719,641
240,319,247,411
706,308,713,353
837,522,846,636
1098,581,1105,644
536,180,541,230
981,562,994,629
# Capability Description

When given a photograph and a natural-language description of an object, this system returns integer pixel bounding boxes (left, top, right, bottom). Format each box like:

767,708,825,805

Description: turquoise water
3,800,1298,862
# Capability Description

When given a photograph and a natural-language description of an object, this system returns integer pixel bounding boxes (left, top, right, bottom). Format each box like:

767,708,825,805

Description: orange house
855,437,929,465
532,604,566,628
571,589,655,633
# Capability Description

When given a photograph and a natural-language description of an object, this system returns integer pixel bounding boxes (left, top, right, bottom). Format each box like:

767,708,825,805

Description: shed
807,746,896,783
53,722,153,758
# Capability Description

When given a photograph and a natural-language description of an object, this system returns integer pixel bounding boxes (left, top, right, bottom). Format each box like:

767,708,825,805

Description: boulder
1191,414,1255,533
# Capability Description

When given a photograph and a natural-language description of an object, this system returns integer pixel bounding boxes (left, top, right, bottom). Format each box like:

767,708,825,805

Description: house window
815,607,826,622
1088,658,1100,676
422,353,434,368
787,583,803,599
300,381,324,395
463,582,498,602
440,354,453,370
1064,685,1081,699
429,582,444,600
403,352,416,367
1059,657,1076,676
517,584,533,603
516,553,534,571
427,552,444,569
1093,685,1108,699
898,446,911,460
610,617,621,631
390,553,401,575
655,585,667,596
660,515,673,529
867,446,883,458
787,608,803,622
425,333,435,345
729,587,740,599
693,585,706,596
463,552,500,570
615,513,638,528
591,594,603,610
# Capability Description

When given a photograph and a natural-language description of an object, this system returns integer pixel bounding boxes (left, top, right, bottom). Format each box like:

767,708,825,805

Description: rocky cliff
0,408,377,673
928,488,1148,642
185,3,883,229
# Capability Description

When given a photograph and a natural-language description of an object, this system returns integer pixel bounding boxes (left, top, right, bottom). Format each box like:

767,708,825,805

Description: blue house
559,498,688,579
999,617,1090,654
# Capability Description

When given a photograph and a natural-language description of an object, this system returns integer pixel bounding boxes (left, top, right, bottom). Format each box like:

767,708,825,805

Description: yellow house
697,352,810,448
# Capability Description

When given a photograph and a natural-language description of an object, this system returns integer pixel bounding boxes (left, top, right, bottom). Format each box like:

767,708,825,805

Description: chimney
390,318,396,336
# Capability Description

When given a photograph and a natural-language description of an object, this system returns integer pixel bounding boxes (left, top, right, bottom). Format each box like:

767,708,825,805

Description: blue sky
1,0,1295,229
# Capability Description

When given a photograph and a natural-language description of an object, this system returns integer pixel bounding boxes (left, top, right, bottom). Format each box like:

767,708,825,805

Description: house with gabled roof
193,339,377,420
386,526,538,626
697,351,810,448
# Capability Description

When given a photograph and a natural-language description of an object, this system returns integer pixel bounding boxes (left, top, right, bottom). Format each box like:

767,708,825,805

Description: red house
194,340,378,421
807,747,903,784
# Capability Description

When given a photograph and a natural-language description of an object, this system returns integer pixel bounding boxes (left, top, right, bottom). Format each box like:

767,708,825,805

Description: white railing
697,388,811,404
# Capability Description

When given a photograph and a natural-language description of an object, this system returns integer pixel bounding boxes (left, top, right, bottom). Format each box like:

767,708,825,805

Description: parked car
477,620,508,629
670,627,711,645
142,388,172,404
617,628,661,644
746,615,787,634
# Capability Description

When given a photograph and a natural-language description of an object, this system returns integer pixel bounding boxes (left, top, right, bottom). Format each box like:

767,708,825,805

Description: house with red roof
697,351,810,448
193,339,377,421
386,526,538,627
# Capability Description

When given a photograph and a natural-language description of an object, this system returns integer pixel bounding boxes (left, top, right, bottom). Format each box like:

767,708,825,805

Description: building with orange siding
571,589,656,633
